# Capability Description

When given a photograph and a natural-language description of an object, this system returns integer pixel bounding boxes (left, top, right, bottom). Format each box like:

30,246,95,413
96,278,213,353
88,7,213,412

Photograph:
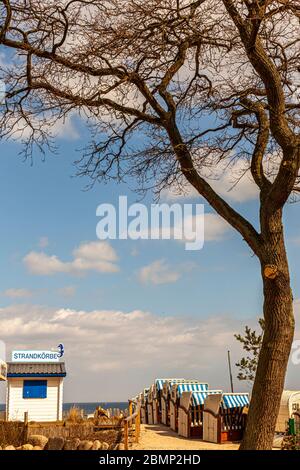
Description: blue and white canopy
222,393,250,409
191,390,222,406
155,379,165,391
155,378,185,391
177,383,208,396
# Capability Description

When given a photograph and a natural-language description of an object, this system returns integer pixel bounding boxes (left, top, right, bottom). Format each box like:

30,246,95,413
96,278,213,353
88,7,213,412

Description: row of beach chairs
131,378,250,444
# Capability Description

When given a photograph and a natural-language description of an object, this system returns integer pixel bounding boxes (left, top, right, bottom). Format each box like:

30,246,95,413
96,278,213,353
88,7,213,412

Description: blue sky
1,127,300,316
0,132,260,316
0,109,300,402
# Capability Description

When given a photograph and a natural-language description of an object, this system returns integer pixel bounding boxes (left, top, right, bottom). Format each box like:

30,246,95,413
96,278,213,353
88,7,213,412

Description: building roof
7,362,66,377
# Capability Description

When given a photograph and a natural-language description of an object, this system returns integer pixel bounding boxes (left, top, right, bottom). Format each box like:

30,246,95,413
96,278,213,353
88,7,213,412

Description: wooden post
135,412,140,442
134,415,138,442
124,402,141,449
124,420,129,450
227,350,234,393
129,401,133,417
24,411,29,444
138,412,140,440
138,409,141,439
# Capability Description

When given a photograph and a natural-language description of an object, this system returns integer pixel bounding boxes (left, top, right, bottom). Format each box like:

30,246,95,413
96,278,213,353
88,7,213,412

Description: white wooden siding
7,377,63,422
203,411,218,443
58,377,63,421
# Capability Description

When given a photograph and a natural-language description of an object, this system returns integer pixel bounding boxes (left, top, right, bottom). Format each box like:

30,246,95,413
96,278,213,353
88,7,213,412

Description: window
23,380,47,399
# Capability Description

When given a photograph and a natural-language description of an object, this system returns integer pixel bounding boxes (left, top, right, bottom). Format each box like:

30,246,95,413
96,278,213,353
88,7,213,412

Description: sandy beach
132,425,239,450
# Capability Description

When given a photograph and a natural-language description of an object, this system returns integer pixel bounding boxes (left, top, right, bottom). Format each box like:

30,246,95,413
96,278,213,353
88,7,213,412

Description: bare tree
0,0,299,449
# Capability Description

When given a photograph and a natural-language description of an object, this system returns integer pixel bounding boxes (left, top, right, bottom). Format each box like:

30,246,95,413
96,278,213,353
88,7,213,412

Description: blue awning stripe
177,383,208,396
222,394,250,409
155,378,186,391
155,379,165,390
191,390,222,406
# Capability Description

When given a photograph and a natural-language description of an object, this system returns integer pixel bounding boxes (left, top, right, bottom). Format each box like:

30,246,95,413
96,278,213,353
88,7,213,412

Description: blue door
23,380,47,399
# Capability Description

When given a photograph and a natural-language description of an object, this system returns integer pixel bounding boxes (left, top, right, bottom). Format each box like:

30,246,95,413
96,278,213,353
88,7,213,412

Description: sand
132,425,240,450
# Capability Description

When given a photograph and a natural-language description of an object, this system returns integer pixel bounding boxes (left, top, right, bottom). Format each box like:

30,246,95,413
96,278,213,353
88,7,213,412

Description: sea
0,402,128,415
63,402,128,415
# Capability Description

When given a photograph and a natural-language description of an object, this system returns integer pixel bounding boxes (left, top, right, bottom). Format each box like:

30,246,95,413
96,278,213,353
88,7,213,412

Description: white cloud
213,162,258,203
204,214,231,241
2,288,33,299
0,304,249,401
162,185,198,202
7,113,79,142
51,114,79,140
128,211,230,246
173,212,230,244
139,259,180,285
0,303,300,402
162,159,258,204
23,241,119,276
24,252,68,275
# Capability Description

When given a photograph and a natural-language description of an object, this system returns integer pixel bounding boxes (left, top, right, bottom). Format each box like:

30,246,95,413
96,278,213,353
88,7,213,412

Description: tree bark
240,210,295,449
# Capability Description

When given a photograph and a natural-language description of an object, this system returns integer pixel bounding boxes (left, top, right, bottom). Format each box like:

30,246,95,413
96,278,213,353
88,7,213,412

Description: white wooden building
6,362,66,422
276,390,300,433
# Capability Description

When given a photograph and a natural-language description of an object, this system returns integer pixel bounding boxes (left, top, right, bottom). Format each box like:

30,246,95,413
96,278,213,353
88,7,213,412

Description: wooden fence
1,409,137,449
0,412,28,447
123,400,141,450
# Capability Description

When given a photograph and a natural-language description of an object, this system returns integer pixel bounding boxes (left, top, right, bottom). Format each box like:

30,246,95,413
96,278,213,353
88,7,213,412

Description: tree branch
166,118,262,257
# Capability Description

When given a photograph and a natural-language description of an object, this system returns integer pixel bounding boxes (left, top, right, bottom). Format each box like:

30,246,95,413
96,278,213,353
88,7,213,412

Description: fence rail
124,400,141,450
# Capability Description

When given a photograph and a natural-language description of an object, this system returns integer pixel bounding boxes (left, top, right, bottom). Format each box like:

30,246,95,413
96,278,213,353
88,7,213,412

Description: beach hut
160,378,188,425
6,362,67,422
140,388,149,424
276,390,300,433
169,382,209,431
150,378,185,425
178,390,222,438
203,392,249,443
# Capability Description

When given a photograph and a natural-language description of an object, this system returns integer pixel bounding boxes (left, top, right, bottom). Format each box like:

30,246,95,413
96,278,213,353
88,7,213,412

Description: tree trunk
240,211,295,449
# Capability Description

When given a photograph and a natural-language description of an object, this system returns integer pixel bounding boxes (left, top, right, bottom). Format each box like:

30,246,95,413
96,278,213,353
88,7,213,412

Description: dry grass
65,406,83,424
0,421,26,447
